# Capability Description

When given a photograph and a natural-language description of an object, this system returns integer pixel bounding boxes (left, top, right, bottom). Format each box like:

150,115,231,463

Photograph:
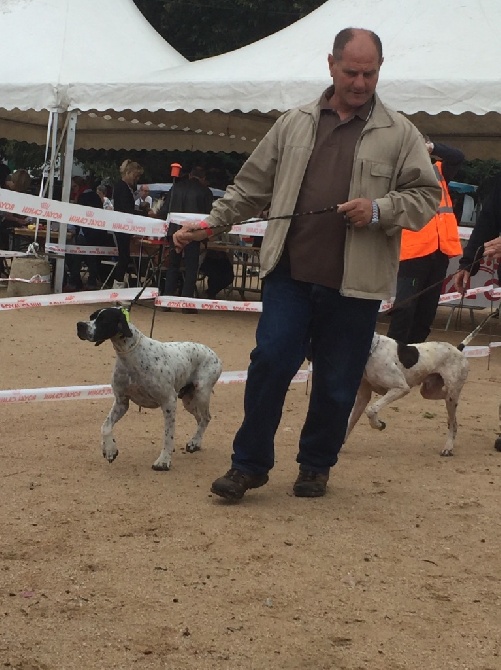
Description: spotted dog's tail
457,307,500,352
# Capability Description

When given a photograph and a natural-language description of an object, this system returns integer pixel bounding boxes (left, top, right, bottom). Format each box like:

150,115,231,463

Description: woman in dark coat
112,160,143,288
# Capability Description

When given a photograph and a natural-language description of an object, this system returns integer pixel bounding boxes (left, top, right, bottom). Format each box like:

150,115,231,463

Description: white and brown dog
345,333,469,456
77,307,222,470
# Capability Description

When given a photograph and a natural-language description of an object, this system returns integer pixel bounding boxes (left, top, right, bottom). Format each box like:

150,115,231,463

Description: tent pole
53,111,78,293
47,111,58,199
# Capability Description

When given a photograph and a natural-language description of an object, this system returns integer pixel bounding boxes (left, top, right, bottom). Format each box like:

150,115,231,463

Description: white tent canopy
0,0,187,146
2,0,501,157
68,0,501,159
0,0,272,154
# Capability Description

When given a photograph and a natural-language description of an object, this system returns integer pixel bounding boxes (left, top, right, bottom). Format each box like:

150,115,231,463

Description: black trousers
163,240,200,297
113,232,131,283
200,251,234,298
387,250,450,344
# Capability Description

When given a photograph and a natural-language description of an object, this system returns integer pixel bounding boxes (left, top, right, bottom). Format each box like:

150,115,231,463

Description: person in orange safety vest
387,137,464,343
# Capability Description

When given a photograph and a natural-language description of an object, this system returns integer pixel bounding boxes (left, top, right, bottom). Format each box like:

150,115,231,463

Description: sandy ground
1,297,501,670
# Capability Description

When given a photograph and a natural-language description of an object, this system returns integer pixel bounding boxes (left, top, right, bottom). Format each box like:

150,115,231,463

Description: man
387,138,464,343
174,28,441,501
161,166,213,313
135,184,153,214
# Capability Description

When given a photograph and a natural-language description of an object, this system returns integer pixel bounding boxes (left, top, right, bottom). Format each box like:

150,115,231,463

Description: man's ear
118,309,133,338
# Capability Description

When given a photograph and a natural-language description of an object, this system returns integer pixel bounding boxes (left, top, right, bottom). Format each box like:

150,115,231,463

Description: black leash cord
128,196,490,320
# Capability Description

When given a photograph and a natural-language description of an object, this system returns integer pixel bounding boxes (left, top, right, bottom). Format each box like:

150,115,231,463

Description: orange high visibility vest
400,161,462,261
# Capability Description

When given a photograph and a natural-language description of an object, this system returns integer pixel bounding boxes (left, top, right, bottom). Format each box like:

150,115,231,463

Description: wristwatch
370,200,379,226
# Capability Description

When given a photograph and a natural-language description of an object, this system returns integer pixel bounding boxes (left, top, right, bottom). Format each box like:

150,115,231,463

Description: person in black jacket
112,160,144,289
160,166,213,312
66,186,114,290
454,171,501,292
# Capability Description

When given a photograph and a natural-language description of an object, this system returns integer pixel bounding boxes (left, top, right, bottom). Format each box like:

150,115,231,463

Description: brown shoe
211,468,269,501
293,468,329,498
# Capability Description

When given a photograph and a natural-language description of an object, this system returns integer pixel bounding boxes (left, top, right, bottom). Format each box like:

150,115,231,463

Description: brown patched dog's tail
457,307,500,352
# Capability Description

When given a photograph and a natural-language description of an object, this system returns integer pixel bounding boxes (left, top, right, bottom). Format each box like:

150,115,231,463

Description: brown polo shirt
286,88,373,289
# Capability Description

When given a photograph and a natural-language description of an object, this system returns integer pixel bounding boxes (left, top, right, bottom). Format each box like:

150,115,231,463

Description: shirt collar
320,85,374,121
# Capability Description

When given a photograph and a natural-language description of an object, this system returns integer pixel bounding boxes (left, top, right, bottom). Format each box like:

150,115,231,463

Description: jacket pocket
357,160,394,200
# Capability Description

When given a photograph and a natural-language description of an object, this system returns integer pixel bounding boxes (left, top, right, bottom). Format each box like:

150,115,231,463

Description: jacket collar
298,89,394,131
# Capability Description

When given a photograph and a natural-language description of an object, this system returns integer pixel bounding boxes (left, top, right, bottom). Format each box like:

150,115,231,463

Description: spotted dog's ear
118,308,133,338
89,309,101,320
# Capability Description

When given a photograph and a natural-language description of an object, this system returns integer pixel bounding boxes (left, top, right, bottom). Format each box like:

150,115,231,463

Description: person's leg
204,256,234,298
163,244,182,295
231,270,313,473
407,251,450,343
386,257,429,343
113,232,131,284
66,254,83,289
86,256,101,288
296,289,380,476
211,268,313,500
180,241,200,297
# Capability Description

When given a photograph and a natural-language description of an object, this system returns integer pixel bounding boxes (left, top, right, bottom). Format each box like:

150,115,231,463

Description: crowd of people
0,158,238,298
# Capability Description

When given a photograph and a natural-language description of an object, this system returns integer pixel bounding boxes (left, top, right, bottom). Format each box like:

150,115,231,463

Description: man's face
328,36,382,113
139,186,149,198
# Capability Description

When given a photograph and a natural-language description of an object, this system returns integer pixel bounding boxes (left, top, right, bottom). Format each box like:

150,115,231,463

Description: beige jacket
206,92,441,299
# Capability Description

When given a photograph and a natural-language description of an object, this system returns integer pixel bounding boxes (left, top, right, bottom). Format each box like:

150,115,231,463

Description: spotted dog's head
77,307,133,346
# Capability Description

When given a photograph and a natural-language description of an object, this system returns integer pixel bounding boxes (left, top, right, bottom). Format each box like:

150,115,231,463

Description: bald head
332,28,383,65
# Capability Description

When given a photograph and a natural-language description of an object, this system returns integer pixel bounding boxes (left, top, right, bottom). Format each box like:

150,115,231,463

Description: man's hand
172,226,209,252
483,236,501,259
337,198,373,227
454,268,470,293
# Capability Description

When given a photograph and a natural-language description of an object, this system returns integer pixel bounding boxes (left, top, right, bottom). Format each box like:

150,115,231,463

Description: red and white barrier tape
0,369,311,404
155,296,262,312
45,243,119,256
2,188,478,242
0,287,158,311
4,242,156,257
0,187,166,237
0,284,499,312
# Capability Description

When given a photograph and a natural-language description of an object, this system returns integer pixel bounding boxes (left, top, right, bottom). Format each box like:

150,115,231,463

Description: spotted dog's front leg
152,393,178,471
366,386,410,431
101,397,129,463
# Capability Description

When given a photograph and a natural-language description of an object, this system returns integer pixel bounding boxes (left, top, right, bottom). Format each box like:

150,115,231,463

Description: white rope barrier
0,369,311,405
0,338,499,405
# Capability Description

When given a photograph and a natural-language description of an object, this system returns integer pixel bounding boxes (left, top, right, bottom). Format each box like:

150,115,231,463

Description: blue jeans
231,267,380,475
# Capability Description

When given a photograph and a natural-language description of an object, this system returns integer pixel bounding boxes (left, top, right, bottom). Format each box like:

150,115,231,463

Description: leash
385,245,488,317
126,193,493,336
